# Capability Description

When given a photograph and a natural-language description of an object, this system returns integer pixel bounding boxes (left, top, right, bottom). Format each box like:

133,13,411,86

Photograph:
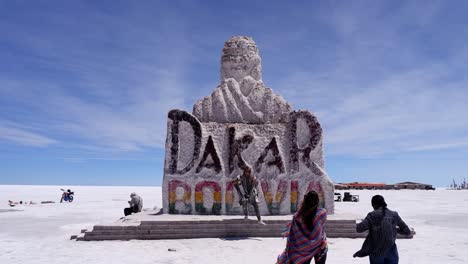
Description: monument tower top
221,36,262,83
193,35,291,124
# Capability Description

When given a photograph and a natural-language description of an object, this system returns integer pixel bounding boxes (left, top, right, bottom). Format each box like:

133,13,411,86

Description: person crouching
124,192,143,216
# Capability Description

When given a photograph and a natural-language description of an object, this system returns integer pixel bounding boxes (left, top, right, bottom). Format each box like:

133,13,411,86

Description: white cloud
0,67,189,151
0,124,57,147
0,6,196,153
291,64,468,157
272,2,468,157
2,1,467,160
406,140,468,152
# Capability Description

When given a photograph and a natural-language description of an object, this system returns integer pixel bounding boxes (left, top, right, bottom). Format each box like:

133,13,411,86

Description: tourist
277,191,328,264
232,167,264,224
8,200,36,206
124,192,143,216
354,195,412,264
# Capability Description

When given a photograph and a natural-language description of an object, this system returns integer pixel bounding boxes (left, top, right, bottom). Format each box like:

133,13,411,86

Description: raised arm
356,213,371,233
396,213,411,235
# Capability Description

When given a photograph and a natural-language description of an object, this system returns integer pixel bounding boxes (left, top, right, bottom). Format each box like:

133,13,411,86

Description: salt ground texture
1,185,467,264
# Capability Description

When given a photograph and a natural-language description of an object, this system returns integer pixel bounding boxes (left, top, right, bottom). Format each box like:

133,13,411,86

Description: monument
71,36,415,242
162,36,334,215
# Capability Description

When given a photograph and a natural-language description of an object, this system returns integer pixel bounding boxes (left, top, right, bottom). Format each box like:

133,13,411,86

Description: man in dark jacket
354,195,412,264
124,192,143,216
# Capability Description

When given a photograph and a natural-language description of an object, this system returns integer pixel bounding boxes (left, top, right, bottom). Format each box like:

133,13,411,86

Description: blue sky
1,0,467,187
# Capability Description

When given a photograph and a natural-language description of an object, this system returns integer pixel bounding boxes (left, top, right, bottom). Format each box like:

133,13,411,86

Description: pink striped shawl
277,208,328,264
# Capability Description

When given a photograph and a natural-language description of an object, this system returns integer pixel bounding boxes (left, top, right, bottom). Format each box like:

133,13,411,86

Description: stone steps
76,219,414,241
86,226,356,234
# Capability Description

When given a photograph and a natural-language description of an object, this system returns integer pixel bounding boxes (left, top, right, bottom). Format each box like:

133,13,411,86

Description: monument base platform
72,212,415,241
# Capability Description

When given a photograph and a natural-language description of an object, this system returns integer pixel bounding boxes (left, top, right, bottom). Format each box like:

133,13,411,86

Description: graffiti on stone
195,136,222,174
228,127,254,174
167,110,202,175
195,181,222,215
290,180,299,213
289,110,323,175
254,137,285,177
260,180,287,214
168,180,192,214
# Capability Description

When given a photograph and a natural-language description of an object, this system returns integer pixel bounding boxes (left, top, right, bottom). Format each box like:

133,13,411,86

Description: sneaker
258,220,266,225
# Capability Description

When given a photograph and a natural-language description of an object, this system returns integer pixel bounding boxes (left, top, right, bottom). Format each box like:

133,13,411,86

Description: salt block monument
162,36,334,216
73,36,416,241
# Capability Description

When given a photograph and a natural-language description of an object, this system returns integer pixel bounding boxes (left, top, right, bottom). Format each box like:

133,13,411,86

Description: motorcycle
60,189,74,203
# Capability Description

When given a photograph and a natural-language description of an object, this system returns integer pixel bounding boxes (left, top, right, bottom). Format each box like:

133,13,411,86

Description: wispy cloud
0,3,196,152
272,1,468,157
59,157,138,163
2,1,468,160
0,70,187,151
406,140,468,152
0,123,57,147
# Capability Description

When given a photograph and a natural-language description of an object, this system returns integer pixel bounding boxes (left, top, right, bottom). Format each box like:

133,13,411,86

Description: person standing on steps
354,195,412,264
232,167,265,224
124,192,143,216
277,191,328,264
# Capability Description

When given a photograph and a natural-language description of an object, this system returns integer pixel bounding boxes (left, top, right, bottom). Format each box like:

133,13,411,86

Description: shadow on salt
0,209,23,213
425,213,468,229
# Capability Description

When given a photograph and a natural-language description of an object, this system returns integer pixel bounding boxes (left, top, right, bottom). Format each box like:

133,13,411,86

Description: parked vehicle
60,189,74,203
343,192,359,202
334,192,342,202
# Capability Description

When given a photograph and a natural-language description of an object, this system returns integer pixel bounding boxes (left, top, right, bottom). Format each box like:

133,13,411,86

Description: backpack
354,210,395,257
371,214,395,256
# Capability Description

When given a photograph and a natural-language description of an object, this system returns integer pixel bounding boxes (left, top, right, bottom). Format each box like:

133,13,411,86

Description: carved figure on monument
193,36,292,124
232,167,264,224
162,35,335,216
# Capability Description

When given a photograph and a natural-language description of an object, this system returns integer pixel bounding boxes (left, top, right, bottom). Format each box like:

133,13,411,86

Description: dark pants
303,253,327,264
124,207,135,216
369,244,399,264
243,200,261,221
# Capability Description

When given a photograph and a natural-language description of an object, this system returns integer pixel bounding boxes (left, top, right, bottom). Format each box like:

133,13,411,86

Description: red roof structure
335,182,390,190
342,182,386,187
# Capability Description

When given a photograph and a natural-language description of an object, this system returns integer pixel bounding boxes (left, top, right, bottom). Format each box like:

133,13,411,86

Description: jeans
369,244,399,264
303,253,327,264
124,207,138,216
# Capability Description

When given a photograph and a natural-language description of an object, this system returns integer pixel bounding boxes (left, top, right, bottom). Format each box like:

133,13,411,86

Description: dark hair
371,195,387,215
298,191,320,230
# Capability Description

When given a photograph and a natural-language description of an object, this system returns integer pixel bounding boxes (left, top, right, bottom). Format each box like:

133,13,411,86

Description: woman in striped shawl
277,191,328,264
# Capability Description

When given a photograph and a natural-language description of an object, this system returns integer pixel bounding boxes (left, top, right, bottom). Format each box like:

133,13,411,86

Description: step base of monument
73,218,414,241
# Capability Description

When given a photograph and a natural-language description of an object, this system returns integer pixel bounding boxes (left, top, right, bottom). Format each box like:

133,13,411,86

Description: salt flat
0,185,467,264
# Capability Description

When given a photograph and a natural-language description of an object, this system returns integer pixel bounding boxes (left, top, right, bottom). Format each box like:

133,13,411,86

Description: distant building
335,182,393,190
393,182,435,190
335,181,434,190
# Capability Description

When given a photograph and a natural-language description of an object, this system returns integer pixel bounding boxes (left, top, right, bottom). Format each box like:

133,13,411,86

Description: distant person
232,167,264,224
354,195,412,264
277,191,328,264
124,192,143,216
8,200,35,206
